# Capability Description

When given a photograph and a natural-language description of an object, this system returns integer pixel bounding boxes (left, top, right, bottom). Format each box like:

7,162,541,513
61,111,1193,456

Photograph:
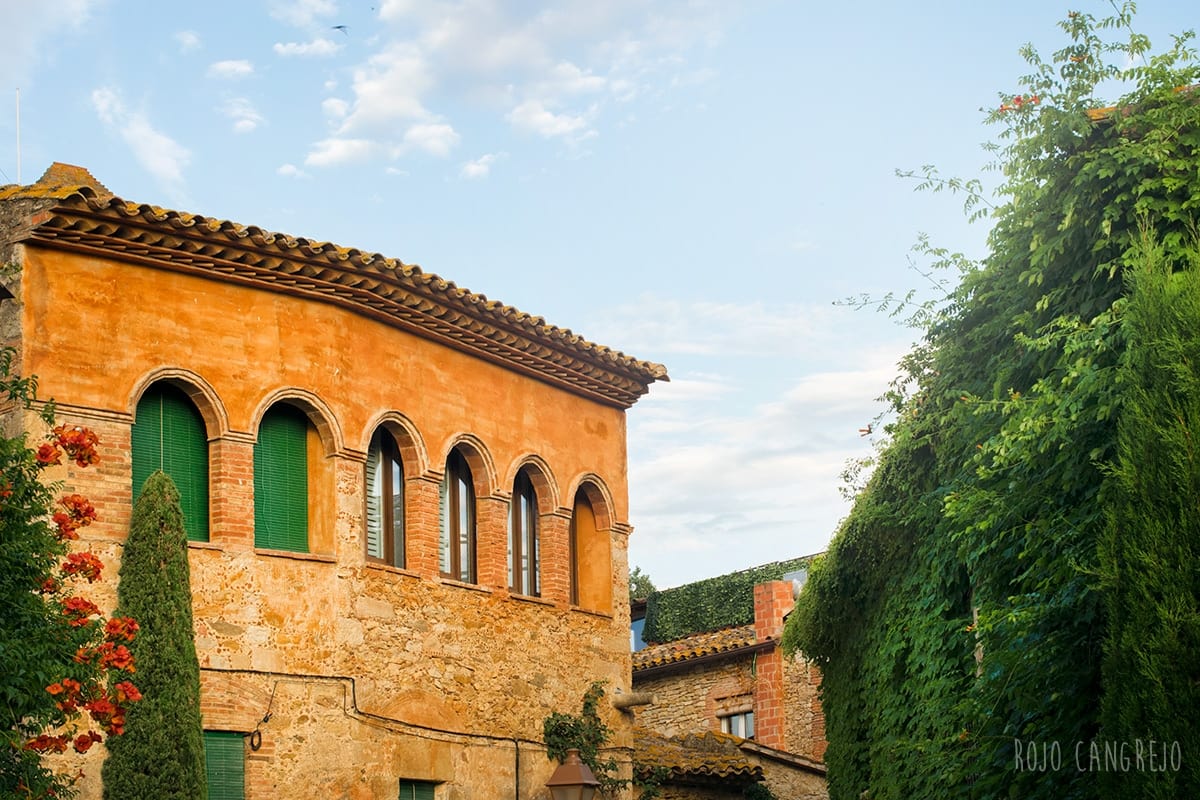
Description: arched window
254,403,310,552
366,428,405,567
132,382,209,541
509,470,539,596
440,449,475,582
568,490,591,606
570,486,611,611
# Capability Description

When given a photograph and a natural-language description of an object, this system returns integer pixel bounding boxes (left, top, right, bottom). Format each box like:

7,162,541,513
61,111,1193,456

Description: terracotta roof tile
634,728,762,785
633,624,757,671
0,164,668,408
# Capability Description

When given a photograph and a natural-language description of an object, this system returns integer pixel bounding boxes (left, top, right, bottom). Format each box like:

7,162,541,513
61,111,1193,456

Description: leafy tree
629,566,656,601
0,347,141,799
102,471,206,799
785,5,1200,799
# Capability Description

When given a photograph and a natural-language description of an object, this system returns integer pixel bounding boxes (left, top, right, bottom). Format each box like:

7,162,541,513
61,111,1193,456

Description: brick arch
439,433,496,497
128,366,228,439
505,454,559,515
250,388,343,456
360,411,429,478
568,474,615,612
567,473,615,531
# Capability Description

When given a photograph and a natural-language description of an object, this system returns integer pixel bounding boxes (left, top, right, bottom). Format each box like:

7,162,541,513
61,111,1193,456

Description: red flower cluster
61,596,101,627
83,697,127,736
104,617,139,642
999,94,1041,112
52,494,98,541
52,425,101,468
73,732,103,754
61,551,104,583
46,679,84,714
112,681,141,704
24,735,69,754
36,443,62,466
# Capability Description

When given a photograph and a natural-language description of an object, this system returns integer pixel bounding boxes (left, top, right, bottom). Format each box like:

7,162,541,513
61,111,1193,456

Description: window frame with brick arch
131,381,210,542
204,730,245,800
569,483,612,612
365,427,405,567
253,402,311,552
439,448,476,582
508,469,539,596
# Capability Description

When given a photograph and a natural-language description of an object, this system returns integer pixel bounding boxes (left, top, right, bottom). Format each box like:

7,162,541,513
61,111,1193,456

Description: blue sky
0,1,1192,588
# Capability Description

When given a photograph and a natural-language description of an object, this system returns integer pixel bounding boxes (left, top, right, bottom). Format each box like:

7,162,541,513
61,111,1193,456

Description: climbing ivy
784,5,1200,799
642,557,811,644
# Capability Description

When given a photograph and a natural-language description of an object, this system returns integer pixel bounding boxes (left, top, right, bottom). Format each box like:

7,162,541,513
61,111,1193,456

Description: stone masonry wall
12,242,641,800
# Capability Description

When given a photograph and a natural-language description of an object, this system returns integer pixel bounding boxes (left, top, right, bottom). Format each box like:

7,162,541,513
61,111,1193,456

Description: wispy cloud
306,0,733,169
91,87,190,195
274,38,341,57
507,99,591,139
305,137,377,167
0,1,102,89
269,0,337,29
460,153,499,179
585,295,836,358
175,30,201,52
627,345,904,588
221,97,264,133
207,60,254,80
277,163,311,179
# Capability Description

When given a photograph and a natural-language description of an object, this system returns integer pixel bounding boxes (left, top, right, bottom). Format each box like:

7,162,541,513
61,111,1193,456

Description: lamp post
545,748,600,800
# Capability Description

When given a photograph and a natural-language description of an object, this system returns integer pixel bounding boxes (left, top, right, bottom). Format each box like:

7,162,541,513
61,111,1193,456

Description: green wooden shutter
254,405,309,552
132,384,209,541
204,731,245,800
398,780,435,800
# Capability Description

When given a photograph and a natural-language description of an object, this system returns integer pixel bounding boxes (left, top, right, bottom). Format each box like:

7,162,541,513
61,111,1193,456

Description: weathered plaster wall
15,242,639,800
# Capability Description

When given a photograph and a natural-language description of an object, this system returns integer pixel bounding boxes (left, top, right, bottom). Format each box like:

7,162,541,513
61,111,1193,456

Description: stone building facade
633,578,827,799
0,164,667,800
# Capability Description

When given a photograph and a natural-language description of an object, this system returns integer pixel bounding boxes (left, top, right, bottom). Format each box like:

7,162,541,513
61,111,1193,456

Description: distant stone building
632,565,827,799
0,164,667,799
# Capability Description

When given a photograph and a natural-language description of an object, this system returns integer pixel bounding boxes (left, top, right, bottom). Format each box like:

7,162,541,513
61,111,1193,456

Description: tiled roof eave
22,196,667,408
633,639,775,677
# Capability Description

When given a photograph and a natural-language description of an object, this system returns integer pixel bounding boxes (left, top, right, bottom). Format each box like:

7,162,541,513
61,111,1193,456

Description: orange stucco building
0,164,667,799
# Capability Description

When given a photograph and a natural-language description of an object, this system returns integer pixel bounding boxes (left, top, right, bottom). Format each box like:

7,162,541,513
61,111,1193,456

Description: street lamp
545,749,600,800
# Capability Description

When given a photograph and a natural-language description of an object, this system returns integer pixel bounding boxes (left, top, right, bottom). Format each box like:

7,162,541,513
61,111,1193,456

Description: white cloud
626,347,905,588
0,1,102,89
322,97,349,119
91,88,190,192
586,296,837,358
507,99,589,138
304,137,377,167
274,38,341,57
459,153,498,179
221,97,264,133
175,30,201,52
269,0,338,28
335,42,436,134
207,59,254,79
402,122,459,156
277,163,311,178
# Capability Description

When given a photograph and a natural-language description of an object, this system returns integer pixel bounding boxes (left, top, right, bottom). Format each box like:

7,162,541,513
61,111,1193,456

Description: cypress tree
1099,241,1200,798
102,471,206,799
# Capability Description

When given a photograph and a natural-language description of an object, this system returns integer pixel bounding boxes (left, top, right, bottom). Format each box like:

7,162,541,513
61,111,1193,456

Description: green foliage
642,557,811,644
102,472,206,800
785,6,1200,799
629,566,656,601
543,682,663,800
0,349,129,799
1098,236,1200,799
742,782,778,800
